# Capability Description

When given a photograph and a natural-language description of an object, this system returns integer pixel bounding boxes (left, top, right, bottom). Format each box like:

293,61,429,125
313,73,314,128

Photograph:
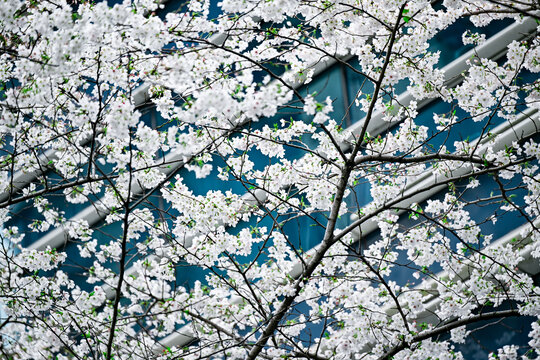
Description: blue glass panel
376,170,529,287
349,173,373,210
258,63,347,128
343,58,375,125
442,301,536,359
158,0,188,17
428,18,513,68
388,98,508,153
179,155,250,196
300,64,347,126
8,201,43,248
456,315,534,358
281,211,327,252
158,0,223,20
174,260,211,291
513,69,539,114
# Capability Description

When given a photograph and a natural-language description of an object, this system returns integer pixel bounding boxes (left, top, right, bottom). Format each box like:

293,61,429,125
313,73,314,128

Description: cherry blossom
0,0,539,359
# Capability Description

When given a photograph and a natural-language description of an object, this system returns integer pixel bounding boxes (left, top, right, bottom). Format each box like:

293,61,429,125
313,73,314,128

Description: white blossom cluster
0,0,539,359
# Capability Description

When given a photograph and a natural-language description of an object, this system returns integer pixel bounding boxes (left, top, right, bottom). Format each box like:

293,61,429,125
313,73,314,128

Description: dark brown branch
377,309,520,360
